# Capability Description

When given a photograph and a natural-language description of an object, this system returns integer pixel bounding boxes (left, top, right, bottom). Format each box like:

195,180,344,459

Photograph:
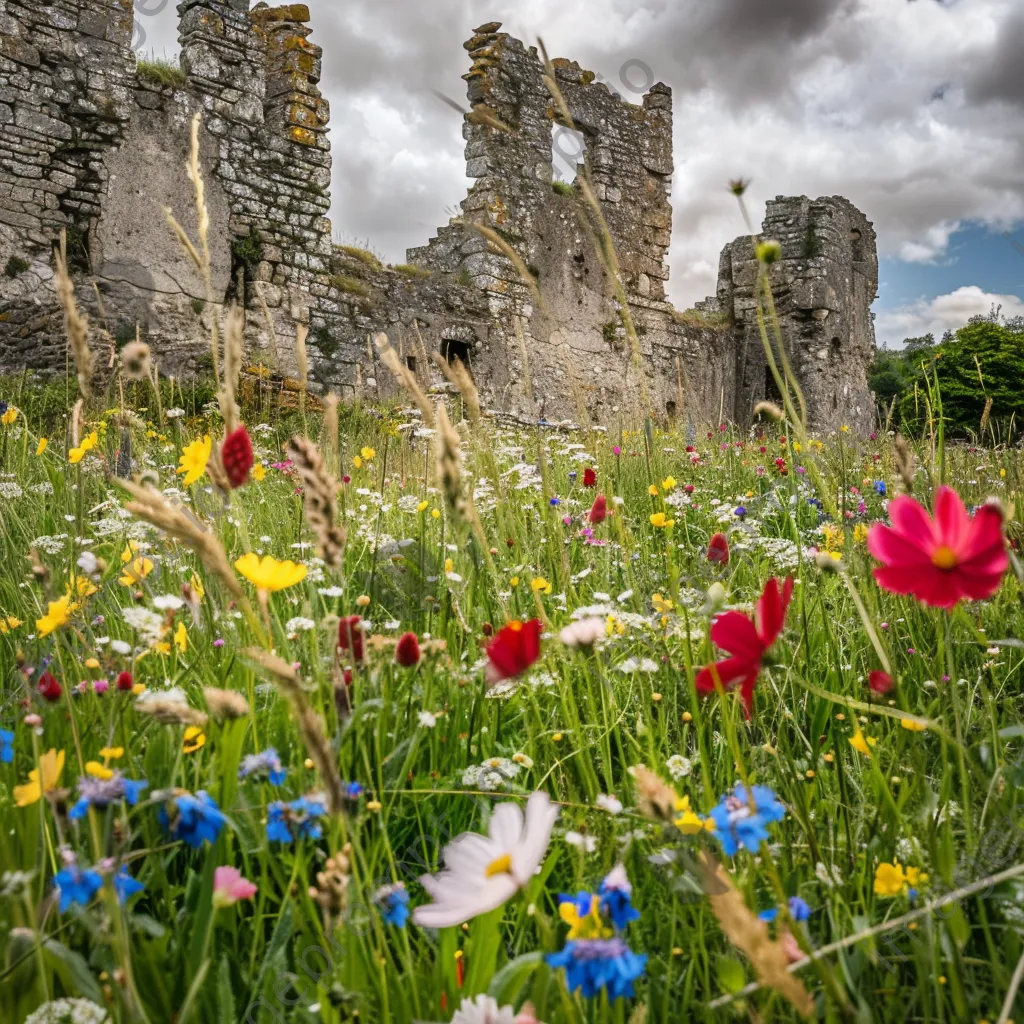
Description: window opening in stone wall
765,362,783,404
405,355,417,373
551,124,586,183
850,227,864,263
441,337,471,368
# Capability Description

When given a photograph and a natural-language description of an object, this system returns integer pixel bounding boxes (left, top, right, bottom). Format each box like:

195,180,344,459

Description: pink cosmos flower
213,866,258,908
866,486,1008,609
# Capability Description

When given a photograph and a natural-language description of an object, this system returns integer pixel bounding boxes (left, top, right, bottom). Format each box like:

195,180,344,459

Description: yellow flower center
931,545,958,570
485,853,513,877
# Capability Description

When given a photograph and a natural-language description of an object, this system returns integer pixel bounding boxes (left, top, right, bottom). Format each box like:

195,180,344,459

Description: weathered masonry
0,5,878,430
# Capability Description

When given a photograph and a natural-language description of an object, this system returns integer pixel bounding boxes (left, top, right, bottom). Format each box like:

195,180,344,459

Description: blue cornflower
758,907,779,922
546,937,647,1000
238,748,287,786
54,865,103,912
69,773,148,821
550,496,561,506
0,728,13,763
734,506,747,518
788,895,811,922
344,781,364,802
162,791,227,849
568,470,578,482
375,883,409,927
598,864,640,931
874,480,887,496
114,868,145,903
266,796,327,843
807,497,822,509
708,784,786,856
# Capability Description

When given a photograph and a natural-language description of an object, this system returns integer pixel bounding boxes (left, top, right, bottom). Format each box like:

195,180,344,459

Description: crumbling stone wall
0,7,877,431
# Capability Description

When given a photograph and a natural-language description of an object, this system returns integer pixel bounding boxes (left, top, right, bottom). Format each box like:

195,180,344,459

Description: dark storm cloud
966,5,1024,108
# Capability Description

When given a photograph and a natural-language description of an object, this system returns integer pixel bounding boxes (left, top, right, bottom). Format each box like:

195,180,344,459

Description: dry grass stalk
70,399,85,448
374,333,436,426
753,401,785,422
980,396,994,436
53,240,94,401
136,700,208,728
252,281,280,370
430,351,481,423
295,322,309,391
286,435,347,567
220,303,244,432
894,434,916,494
203,687,250,721
243,647,346,814
116,478,244,602
699,852,814,1017
435,401,468,527
323,393,339,466
512,315,536,411
469,221,545,316
630,765,677,822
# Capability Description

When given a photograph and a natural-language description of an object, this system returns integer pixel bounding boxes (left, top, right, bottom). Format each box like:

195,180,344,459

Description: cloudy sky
137,0,1024,347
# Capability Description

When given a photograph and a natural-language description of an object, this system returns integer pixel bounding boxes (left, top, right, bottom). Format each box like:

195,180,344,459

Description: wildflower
651,593,674,614
118,555,154,586
447,995,540,1024
120,340,152,380
212,865,258,908
868,670,893,695
176,435,212,486
598,864,640,929
239,748,287,785
873,861,905,897
696,577,793,717
900,717,928,732
588,494,608,524
665,754,693,780
36,438,48,456
252,463,266,481
395,631,421,667
756,239,782,264
36,594,73,637
221,424,254,488
649,512,675,529
37,671,62,702
874,480,887,495
267,796,327,842
337,615,365,662
707,532,729,565
595,793,623,814
14,749,65,807
182,726,206,754
849,730,877,757
0,728,13,763
54,863,103,912
68,431,98,464
546,937,647,1000
673,795,707,835
115,671,134,692
707,784,786,856
0,615,22,633
560,617,604,649
360,446,376,460
531,577,552,595
583,467,597,487
69,772,147,820
414,791,558,928
867,485,1008,608
162,790,227,848
418,710,437,728
485,619,543,686
374,882,410,927
234,553,308,592
1,406,17,425
661,476,676,491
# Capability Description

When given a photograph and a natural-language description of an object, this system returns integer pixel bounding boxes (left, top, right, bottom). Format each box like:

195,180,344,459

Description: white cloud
875,286,1024,346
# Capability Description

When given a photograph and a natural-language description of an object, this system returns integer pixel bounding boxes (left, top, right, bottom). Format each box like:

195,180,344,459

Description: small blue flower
0,728,14,764
758,907,779,922
550,496,561,506
598,865,639,931
375,883,409,927
344,781,364,801
546,938,647,1000
239,748,287,786
734,506,747,518
708,784,786,856
788,896,811,922
54,865,103,912
69,774,148,821
874,480,887,496
267,796,327,843
114,868,145,903
162,791,227,849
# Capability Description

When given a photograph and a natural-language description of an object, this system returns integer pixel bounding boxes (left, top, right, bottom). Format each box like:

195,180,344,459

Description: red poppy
868,670,893,695
115,671,134,691
684,484,695,495
583,467,597,488
38,671,62,702
337,615,365,662
221,425,254,489
695,577,794,717
707,532,729,565
588,494,608,525
485,618,542,686
866,486,1008,608
395,631,421,667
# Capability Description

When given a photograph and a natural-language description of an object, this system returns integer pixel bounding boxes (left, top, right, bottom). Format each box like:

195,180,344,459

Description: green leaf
715,954,746,994
42,938,103,1003
487,951,544,1005
242,901,294,1022
217,956,236,1024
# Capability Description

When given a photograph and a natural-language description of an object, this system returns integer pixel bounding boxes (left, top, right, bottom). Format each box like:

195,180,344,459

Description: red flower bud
684,484,695,495
869,670,894,695
116,671,134,691
582,467,597,488
337,615,365,662
221,425,254,489
395,631,421,667
588,494,608,525
38,671,62,702
707,532,730,565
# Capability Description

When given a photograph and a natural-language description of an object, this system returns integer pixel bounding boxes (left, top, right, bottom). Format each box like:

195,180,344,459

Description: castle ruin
0,2,879,430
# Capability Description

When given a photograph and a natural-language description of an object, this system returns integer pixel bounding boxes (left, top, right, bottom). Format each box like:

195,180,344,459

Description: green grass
136,58,187,89
336,245,383,272
392,263,433,279
0,380,1023,1023
328,274,371,298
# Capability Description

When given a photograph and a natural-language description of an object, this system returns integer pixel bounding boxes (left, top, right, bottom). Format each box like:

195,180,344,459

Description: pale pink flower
213,866,257,908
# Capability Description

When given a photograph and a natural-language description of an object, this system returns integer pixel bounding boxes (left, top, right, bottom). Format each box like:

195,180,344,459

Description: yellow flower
431,508,440,519
174,621,188,653
648,485,659,496
189,574,205,602
234,553,308,592
69,431,98,464
182,726,206,754
849,730,877,758
900,717,927,732
36,594,73,637
352,455,363,469
661,476,677,492
840,425,850,433
252,463,266,482
1000,468,1007,479
873,861,906,897
356,594,371,607
674,795,706,835
0,615,23,634
904,866,929,888
84,657,100,669
853,523,869,545
559,893,612,940
71,575,98,600
85,761,114,780
510,576,520,588
444,558,454,574
650,512,675,529
99,747,124,760
119,557,154,586
531,577,552,594
36,437,48,456
360,446,376,460
14,749,65,807
1,407,17,426
652,593,674,614
417,500,429,512
822,524,845,552
176,435,212,486
792,442,802,453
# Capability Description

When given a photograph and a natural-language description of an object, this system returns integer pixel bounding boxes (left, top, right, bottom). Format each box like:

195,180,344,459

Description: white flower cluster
462,758,520,792
25,999,109,1024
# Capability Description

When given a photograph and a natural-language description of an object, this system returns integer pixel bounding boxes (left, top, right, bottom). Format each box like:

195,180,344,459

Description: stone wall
0,7,877,430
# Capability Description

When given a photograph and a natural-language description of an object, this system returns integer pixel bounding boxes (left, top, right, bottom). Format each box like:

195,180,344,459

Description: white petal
488,800,525,850
513,791,559,885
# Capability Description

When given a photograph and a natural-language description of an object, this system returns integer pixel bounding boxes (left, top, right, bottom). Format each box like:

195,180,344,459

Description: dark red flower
395,631,421,667
485,619,542,686
116,671,134,691
684,484,695,495
588,494,608,525
869,670,893,695
696,577,794,717
707,532,730,565
583,467,597,488
337,615,365,662
221,425,254,489
38,671,62,702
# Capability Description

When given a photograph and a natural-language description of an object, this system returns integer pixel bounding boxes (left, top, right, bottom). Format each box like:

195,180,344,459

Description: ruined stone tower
0,7,878,431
